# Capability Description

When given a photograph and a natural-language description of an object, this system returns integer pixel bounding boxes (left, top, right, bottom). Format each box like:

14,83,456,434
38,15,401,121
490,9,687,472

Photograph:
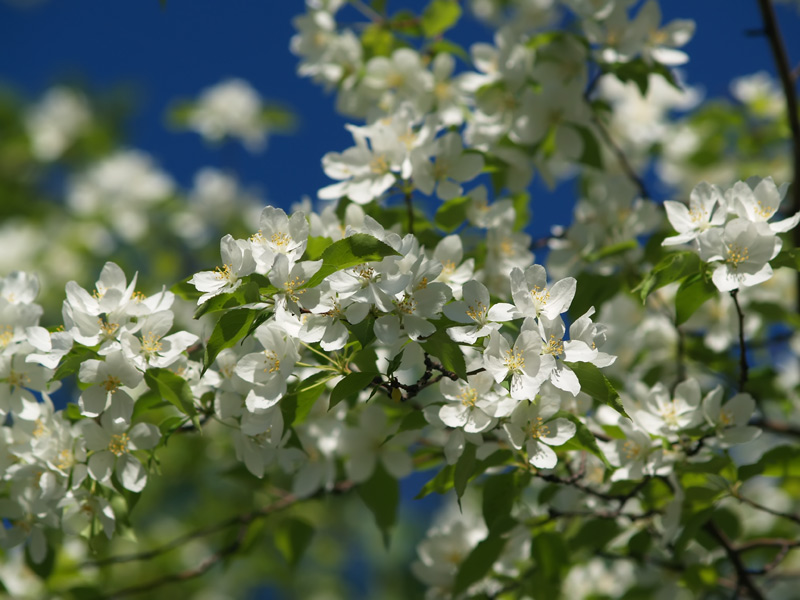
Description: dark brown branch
98,481,353,597
755,0,800,309
738,538,800,575
704,522,766,600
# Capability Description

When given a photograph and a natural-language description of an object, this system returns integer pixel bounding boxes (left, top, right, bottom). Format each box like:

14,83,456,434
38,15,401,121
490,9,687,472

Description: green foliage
203,308,259,372
302,234,401,289
565,362,629,419
421,0,461,38
356,464,400,547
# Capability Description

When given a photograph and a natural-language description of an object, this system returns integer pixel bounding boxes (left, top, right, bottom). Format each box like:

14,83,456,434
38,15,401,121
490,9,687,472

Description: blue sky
1,0,799,238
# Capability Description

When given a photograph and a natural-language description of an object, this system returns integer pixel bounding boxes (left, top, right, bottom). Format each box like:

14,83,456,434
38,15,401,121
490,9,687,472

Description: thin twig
590,114,650,200
732,493,800,526
752,418,800,437
755,0,800,310
348,0,383,22
730,289,748,392
95,480,353,587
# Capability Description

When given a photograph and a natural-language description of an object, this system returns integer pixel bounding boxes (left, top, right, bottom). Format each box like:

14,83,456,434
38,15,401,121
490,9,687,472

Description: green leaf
203,308,258,372
194,279,261,318
421,0,461,38
512,191,530,232
568,272,620,320
275,518,315,568
422,330,467,380
356,463,399,547
675,273,717,326
286,372,332,426
454,443,477,501
302,234,401,290
52,345,98,382
556,411,611,468
416,464,455,498
434,195,470,232
65,403,85,422
428,38,470,62
25,541,55,580
453,533,506,594
330,371,378,409
144,368,198,424
771,247,800,270
482,473,516,534
633,251,701,303
304,236,333,261
565,362,629,419
576,125,603,169
604,58,679,96
739,444,800,480
361,23,395,58
346,315,377,349
584,239,638,263
530,531,569,590
170,275,201,302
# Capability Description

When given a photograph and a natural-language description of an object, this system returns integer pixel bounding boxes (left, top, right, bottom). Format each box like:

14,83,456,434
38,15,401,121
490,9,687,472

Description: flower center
103,375,122,393
141,332,163,355
108,433,130,456
504,349,525,372
215,264,235,281
528,416,551,439
465,301,487,323
459,387,478,407
542,335,564,357
725,244,749,270
369,154,389,175
262,350,281,373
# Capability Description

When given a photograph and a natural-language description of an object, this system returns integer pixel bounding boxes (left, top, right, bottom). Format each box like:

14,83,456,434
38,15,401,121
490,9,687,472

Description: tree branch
99,481,354,597
755,0,800,309
704,521,766,600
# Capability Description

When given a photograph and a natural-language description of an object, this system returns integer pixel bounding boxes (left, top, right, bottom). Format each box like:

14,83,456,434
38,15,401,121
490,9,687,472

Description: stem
730,289,748,392
348,0,383,22
405,188,415,236
589,113,651,200
755,0,800,309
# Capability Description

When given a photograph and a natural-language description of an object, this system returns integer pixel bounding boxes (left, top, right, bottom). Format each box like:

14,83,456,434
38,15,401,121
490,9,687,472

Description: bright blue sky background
2,2,800,597
2,0,799,242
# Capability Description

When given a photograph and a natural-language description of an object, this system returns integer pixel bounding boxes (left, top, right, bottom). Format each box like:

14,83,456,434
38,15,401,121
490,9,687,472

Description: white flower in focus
77,350,143,424
80,413,160,493
509,264,576,320
444,280,514,344
727,177,800,233
236,322,299,411
698,218,781,292
187,78,267,152
503,396,576,469
483,330,553,400
662,181,727,246
189,234,256,305
627,379,704,438
439,371,515,433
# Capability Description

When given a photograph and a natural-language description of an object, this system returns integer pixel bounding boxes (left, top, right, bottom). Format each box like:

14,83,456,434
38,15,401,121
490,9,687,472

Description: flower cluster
663,177,799,291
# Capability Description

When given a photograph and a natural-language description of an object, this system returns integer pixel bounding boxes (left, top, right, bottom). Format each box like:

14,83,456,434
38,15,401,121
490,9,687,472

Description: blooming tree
2,1,800,599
